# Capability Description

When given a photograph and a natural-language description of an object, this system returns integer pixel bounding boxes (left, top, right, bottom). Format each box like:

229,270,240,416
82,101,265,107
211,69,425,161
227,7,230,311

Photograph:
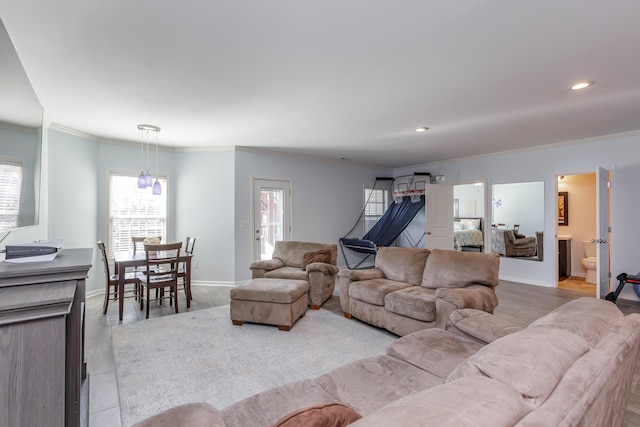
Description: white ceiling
2,1,640,168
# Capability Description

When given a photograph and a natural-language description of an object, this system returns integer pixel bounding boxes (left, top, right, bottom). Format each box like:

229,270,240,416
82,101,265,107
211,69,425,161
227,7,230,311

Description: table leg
117,262,125,322
186,257,192,308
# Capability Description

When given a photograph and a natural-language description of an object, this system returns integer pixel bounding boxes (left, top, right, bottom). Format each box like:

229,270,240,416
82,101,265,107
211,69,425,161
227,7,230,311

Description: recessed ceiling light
415,127,429,132
570,81,594,90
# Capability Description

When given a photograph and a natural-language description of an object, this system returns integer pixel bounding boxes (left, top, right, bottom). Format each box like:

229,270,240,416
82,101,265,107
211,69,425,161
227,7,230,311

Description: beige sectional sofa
134,297,640,427
249,240,339,309
339,247,500,335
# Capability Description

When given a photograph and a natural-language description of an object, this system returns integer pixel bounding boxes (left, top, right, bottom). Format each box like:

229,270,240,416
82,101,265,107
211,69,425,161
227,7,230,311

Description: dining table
113,249,192,322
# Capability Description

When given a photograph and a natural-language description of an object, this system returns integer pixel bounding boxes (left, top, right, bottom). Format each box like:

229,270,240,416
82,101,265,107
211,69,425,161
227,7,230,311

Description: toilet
581,241,597,284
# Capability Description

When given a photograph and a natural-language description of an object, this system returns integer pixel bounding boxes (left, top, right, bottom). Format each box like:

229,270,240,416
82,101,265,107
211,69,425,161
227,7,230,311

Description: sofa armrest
436,284,498,311
338,268,385,281
306,262,339,275
510,236,536,247
339,268,385,315
132,402,226,427
447,308,523,344
249,258,285,278
434,285,498,329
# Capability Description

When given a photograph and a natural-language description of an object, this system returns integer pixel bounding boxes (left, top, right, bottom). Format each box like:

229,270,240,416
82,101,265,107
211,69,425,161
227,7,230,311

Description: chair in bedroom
97,241,141,315
139,242,182,319
491,229,537,257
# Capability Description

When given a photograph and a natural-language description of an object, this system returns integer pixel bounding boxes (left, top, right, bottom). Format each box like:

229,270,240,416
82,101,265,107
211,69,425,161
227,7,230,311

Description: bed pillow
460,218,480,230
271,403,362,427
454,221,463,231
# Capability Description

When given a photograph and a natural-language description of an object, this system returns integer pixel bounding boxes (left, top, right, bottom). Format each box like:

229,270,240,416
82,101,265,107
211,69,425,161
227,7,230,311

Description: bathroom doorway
556,168,611,298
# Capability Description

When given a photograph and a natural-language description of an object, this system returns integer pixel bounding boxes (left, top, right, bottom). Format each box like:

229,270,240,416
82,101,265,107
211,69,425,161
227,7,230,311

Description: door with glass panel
253,178,291,261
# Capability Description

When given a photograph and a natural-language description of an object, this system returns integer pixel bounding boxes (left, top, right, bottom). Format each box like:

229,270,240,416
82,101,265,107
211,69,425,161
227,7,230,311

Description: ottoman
230,278,309,331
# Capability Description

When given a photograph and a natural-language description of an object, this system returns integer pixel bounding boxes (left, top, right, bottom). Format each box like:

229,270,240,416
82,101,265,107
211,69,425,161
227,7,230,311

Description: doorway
557,169,610,298
252,178,292,261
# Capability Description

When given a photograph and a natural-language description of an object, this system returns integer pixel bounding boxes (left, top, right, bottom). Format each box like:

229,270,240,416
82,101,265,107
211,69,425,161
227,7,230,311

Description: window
108,172,167,253
364,187,389,233
0,160,23,229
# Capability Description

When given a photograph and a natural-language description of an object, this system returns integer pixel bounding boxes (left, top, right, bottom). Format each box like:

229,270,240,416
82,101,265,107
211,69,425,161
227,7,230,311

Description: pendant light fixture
152,128,162,195
137,131,147,188
136,124,161,195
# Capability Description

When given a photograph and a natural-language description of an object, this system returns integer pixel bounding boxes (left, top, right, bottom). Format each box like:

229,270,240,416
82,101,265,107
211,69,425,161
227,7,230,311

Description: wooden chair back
143,242,182,285
133,236,162,254
97,241,112,283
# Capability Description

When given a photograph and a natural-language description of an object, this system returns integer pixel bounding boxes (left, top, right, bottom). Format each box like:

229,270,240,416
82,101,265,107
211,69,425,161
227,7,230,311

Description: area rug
112,305,396,426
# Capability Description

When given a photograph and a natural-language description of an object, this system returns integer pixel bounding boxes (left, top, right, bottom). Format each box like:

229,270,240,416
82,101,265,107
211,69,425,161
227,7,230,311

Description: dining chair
177,236,196,302
97,241,141,315
139,242,183,319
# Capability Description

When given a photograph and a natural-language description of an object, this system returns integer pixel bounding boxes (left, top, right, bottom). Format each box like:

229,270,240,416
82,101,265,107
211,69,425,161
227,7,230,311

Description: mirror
491,182,544,261
0,18,43,232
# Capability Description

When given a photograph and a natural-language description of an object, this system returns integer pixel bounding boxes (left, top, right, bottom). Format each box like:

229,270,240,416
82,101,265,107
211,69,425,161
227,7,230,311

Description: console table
0,248,93,427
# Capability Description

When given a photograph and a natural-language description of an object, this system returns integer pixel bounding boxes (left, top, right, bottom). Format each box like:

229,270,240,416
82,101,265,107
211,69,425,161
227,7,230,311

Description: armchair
491,229,537,257
249,241,339,309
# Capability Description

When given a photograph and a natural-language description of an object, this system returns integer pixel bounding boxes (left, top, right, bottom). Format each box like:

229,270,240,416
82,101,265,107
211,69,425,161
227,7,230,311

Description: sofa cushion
316,355,443,416
348,376,530,427
375,247,431,286
301,248,332,270
272,241,337,268
348,279,414,306
447,308,523,344
231,278,309,304
421,250,499,289
271,403,361,427
384,287,436,322
515,313,640,427
447,327,589,408
222,379,342,427
265,266,308,281
387,328,483,379
527,297,624,348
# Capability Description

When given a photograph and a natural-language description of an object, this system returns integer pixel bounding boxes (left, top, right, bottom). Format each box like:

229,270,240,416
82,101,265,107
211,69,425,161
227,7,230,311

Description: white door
426,184,454,250
252,178,291,261
596,167,610,299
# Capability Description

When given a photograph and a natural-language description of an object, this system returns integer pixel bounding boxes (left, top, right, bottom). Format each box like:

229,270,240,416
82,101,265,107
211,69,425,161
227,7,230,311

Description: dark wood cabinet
0,248,93,427
559,238,572,280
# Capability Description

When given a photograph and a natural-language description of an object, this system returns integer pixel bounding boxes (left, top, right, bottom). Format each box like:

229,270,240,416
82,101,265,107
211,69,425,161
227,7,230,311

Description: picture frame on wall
558,192,569,226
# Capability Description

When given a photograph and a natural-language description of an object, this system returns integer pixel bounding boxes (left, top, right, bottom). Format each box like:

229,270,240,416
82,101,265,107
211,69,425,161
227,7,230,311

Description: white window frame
107,171,168,254
363,186,389,234
0,159,24,229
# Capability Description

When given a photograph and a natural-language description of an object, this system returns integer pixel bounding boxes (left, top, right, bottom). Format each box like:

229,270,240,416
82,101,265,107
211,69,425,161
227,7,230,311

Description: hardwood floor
559,275,598,294
86,281,640,426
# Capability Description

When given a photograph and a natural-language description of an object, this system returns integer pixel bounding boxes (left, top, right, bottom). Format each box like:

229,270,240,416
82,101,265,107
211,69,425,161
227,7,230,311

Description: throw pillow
301,248,332,270
271,403,361,427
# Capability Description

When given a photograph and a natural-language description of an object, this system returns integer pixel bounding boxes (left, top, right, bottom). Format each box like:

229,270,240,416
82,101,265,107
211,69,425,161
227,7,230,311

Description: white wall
395,131,640,301
454,183,485,218
48,128,100,292
174,148,236,283
491,182,544,236
234,148,391,281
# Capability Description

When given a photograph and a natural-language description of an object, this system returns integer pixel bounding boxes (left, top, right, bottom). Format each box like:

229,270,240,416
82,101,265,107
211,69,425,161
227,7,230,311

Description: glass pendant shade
138,171,147,188
152,179,162,195
144,171,153,186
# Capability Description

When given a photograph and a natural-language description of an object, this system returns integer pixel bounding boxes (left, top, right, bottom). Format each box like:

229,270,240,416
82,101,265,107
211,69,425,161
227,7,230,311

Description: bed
453,217,484,251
